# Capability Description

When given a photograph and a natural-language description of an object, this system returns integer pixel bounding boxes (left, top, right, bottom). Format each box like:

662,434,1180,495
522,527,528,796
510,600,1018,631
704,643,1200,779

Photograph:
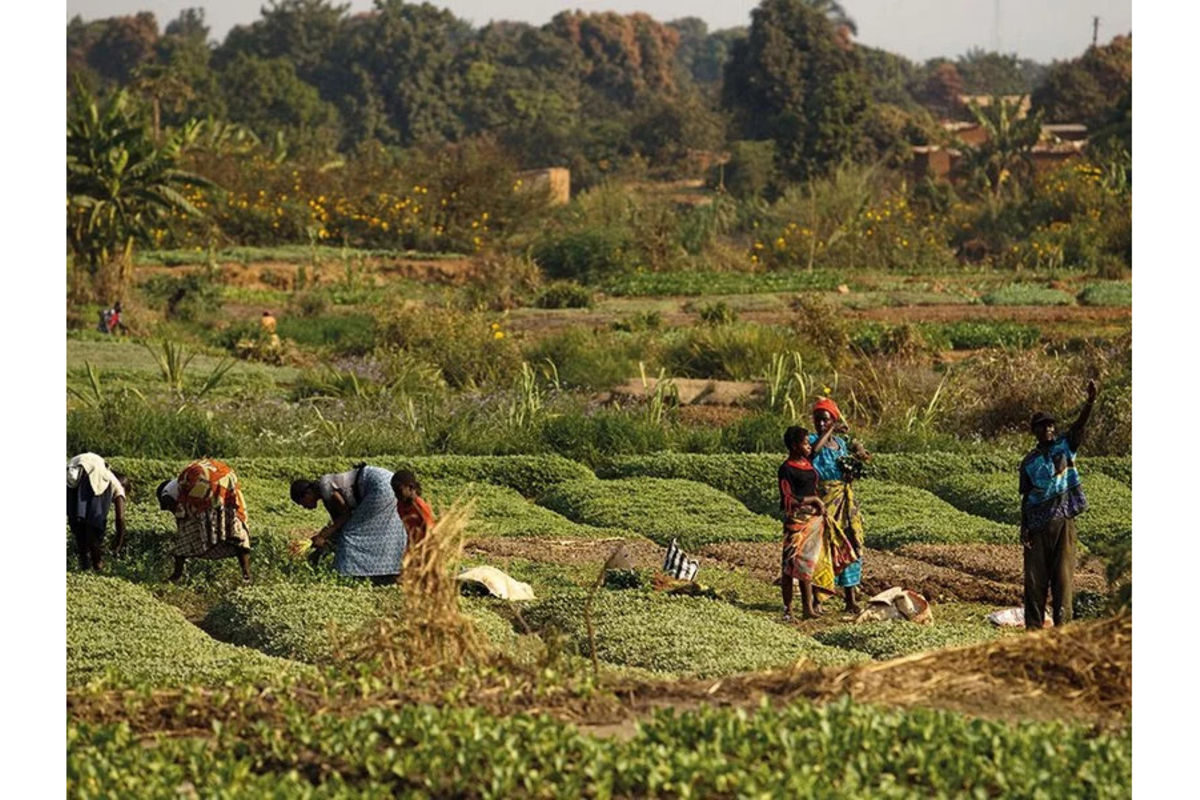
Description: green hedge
596,453,781,515
67,574,313,688
854,481,1013,549
425,480,632,539
926,471,1131,550
107,454,594,499
523,590,865,676
982,284,1075,306
68,697,1132,798
814,621,1003,660
1077,282,1132,307
538,477,779,548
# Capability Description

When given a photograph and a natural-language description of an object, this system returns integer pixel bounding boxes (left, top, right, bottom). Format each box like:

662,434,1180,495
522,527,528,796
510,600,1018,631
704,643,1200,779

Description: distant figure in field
66,453,129,572
1021,379,1098,630
291,464,408,585
809,397,869,615
260,310,282,352
97,301,125,335
778,426,828,620
391,470,435,568
156,459,252,583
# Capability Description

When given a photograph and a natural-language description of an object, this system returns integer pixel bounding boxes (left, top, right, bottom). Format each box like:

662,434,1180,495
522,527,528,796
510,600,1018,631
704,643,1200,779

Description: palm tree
67,80,212,292
960,95,1044,199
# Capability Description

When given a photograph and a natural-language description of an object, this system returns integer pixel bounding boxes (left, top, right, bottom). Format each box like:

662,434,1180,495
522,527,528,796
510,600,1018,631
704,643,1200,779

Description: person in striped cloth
809,398,868,615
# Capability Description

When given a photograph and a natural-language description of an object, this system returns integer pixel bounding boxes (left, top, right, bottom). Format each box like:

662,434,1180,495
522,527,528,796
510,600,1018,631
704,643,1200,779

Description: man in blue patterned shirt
1019,379,1097,630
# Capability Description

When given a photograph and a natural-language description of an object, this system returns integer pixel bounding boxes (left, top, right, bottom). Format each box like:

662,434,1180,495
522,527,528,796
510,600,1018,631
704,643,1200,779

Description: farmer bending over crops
291,464,407,585
810,397,869,615
156,459,252,583
391,470,434,567
1020,379,1097,630
779,426,830,620
66,453,129,571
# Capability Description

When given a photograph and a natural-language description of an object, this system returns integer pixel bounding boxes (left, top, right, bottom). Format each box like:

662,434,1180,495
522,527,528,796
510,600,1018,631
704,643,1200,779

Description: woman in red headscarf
808,397,869,614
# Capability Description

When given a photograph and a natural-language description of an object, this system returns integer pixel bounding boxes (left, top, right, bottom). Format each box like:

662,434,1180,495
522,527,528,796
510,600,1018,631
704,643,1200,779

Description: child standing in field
392,470,434,568
778,426,829,620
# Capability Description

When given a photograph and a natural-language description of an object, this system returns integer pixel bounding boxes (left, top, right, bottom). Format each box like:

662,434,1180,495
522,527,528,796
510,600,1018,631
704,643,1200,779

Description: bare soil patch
700,542,1022,606
898,543,1108,594
607,377,764,406
136,257,478,291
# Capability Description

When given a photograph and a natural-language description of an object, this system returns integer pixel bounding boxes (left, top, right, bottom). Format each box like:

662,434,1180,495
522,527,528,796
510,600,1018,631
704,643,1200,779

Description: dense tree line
67,1,1129,190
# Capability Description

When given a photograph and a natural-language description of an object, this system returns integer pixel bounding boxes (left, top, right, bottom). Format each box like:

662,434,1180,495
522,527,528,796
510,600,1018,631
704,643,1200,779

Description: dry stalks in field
341,500,491,677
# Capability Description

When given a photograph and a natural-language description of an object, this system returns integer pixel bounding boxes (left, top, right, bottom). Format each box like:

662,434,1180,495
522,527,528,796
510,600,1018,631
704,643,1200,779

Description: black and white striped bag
662,538,699,581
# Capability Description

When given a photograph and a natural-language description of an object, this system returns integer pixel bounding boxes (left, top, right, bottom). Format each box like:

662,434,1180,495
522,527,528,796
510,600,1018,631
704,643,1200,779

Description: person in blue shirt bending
1020,379,1097,630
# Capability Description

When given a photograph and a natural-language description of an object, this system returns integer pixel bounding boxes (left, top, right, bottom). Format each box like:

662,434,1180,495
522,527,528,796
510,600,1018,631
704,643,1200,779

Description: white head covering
159,478,180,501
67,453,121,497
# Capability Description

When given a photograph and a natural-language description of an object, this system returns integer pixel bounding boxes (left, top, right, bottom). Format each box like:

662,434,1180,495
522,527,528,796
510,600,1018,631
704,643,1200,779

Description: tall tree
722,0,871,181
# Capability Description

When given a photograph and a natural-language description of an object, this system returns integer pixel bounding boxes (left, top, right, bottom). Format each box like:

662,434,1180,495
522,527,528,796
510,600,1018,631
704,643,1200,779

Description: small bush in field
1077,282,1131,307
982,284,1075,306
534,281,594,309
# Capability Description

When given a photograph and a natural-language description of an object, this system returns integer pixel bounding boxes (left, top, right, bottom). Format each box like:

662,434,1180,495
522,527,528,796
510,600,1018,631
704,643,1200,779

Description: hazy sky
67,0,1131,63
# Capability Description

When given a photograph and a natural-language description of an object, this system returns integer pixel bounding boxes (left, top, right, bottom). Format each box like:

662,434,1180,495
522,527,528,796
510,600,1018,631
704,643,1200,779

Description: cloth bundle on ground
854,587,933,624
988,607,1053,628
332,465,407,578
168,459,251,559
663,538,699,581
455,566,536,600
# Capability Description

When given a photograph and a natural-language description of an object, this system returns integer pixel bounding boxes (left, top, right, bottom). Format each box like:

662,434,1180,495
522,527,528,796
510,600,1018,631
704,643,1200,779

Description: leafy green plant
982,284,1075,306
524,590,865,676
533,280,594,309
68,574,313,688
68,697,1132,798
697,300,739,325
538,477,778,549
815,621,1002,660
1077,282,1132,307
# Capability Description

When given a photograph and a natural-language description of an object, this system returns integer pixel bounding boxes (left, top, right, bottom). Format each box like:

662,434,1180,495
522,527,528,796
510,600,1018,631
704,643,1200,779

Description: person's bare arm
800,494,825,515
112,496,126,554
1067,379,1098,451
811,425,837,454
313,491,351,547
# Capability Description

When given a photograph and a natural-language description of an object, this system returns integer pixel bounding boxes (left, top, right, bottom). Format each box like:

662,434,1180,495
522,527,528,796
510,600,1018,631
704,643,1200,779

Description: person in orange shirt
391,470,434,565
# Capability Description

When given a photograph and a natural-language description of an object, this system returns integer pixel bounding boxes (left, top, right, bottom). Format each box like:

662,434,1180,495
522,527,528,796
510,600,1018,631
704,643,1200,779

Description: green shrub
538,477,778,549
533,280,594,309
715,139,778,199
523,590,865,676
532,227,635,282
1084,456,1132,486
538,411,672,463
138,272,224,322
379,307,523,389
523,329,636,391
982,284,1075,306
67,574,313,687
276,312,377,356
922,321,1042,350
1077,282,1132,307
67,402,241,459
814,621,1003,660
697,300,739,325
658,323,795,380
68,698,1132,798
